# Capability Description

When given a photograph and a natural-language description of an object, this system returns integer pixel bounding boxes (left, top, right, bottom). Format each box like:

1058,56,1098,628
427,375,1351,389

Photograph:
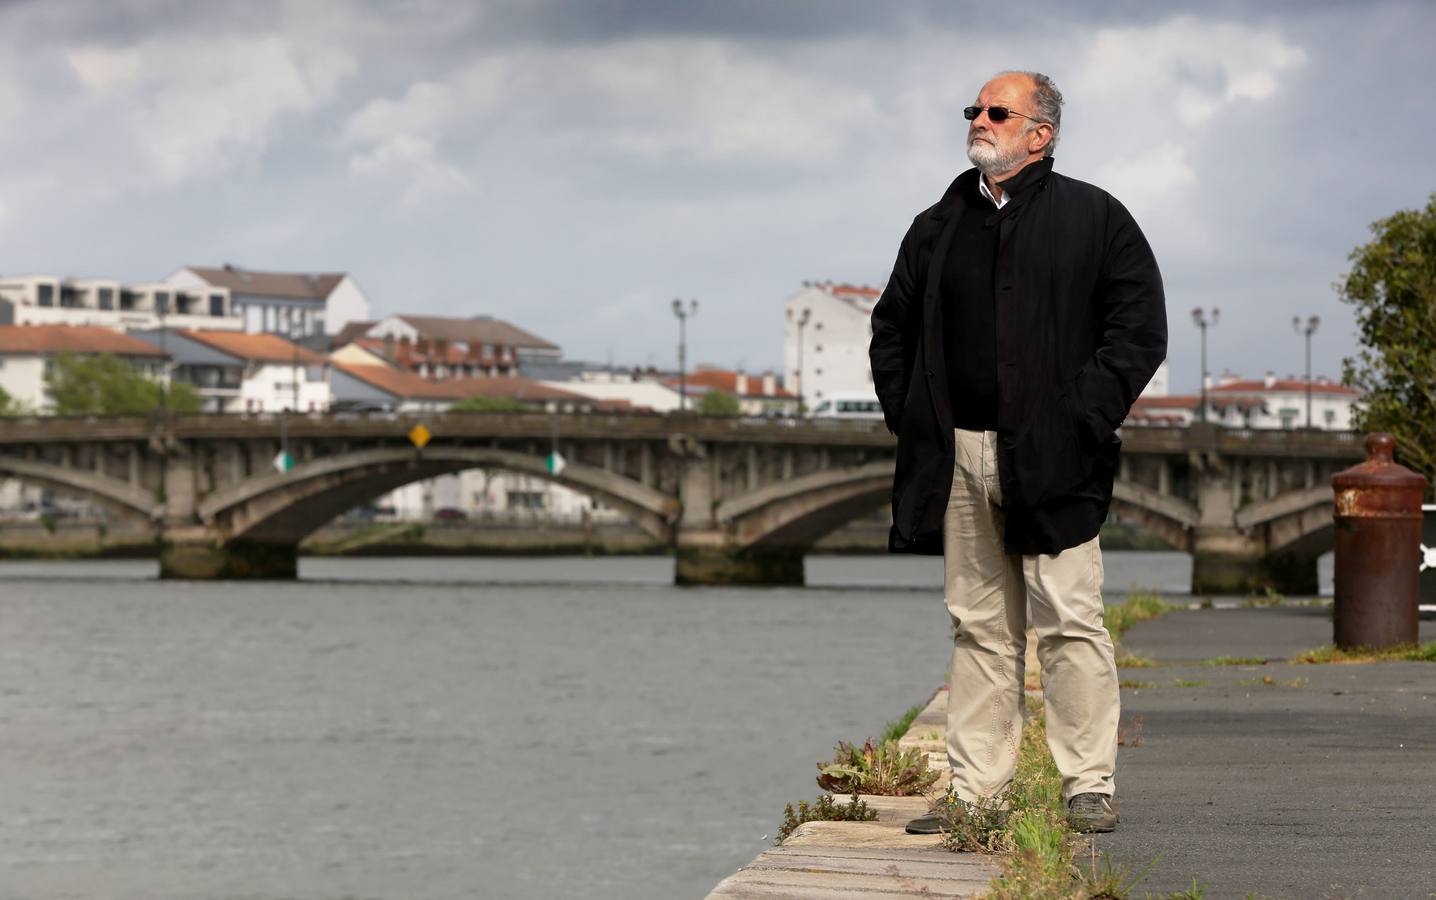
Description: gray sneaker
1067,793,1119,833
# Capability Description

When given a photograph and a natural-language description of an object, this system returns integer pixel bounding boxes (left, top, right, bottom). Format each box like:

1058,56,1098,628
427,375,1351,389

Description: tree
1339,191,1436,494
451,394,531,413
0,384,22,416
698,389,741,417
44,352,200,415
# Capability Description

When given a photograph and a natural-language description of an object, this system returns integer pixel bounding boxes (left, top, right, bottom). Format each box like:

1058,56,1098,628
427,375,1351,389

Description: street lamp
1293,314,1321,429
1191,307,1219,424
671,298,698,412
786,307,812,416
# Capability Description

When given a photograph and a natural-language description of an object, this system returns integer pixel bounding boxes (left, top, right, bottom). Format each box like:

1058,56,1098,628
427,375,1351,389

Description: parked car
434,507,468,521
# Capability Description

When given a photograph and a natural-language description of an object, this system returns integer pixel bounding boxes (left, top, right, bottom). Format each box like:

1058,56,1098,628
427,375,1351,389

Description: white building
783,281,882,413
162,330,332,413
543,369,683,413
1126,372,1360,430
662,367,797,416
166,265,371,338
0,324,170,413
0,275,241,332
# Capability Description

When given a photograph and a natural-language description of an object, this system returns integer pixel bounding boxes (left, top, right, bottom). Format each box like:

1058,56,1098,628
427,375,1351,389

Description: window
507,490,546,510
37,284,53,307
209,294,225,316
97,288,114,310
155,291,170,315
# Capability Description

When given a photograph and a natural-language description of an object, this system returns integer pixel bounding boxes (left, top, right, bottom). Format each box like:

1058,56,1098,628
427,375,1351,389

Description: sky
0,0,1431,392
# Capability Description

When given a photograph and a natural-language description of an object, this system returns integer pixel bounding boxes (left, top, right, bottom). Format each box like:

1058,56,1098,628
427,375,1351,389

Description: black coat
868,158,1167,556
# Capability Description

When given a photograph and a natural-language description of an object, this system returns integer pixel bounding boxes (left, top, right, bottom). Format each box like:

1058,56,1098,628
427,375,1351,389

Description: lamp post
671,298,698,412
1191,307,1219,423
788,306,811,415
1293,314,1320,429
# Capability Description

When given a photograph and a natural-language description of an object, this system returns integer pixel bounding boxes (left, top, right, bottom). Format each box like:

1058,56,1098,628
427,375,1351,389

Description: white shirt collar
978,173,1008,209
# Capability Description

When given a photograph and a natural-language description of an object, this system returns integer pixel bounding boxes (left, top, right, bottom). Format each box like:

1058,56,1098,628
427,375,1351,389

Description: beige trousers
943,428,1119,803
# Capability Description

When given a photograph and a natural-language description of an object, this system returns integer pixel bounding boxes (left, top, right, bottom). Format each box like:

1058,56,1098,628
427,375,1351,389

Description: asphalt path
1094,606,1436,899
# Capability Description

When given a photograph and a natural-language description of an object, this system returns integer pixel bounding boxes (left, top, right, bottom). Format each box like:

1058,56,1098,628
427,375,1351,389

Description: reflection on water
0,550,1332,899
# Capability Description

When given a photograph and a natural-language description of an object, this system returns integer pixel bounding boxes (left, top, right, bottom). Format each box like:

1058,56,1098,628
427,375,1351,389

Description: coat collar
927,157,1055,222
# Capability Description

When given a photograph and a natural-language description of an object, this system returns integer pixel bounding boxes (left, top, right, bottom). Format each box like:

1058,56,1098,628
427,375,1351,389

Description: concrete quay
1101,604,1436,897
706,690,1001,899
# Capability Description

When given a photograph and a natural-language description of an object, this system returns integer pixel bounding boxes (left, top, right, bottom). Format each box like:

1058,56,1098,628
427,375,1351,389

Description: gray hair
995,70,1064,157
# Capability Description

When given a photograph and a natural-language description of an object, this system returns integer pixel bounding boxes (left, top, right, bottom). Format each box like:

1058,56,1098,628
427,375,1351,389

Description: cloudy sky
1,0,1431,391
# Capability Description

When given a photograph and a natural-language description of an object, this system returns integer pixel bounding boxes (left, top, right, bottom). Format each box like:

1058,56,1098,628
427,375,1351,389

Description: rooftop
184,265,346,300
179,330,329,365
0,325,168,357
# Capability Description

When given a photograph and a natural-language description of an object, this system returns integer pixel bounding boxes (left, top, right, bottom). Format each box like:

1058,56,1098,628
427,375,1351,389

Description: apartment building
782,281,882,413
166,265,371,338
332,314,561,379
1126,372,1360,430
0,275,240,331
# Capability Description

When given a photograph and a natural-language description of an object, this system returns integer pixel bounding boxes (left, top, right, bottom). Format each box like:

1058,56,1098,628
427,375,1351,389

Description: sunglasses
964,105,1043,124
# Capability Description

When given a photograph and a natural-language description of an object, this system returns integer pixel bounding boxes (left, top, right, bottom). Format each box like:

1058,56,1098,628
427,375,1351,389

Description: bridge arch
197,447,680,544
0,456,160,521
714,461,893,548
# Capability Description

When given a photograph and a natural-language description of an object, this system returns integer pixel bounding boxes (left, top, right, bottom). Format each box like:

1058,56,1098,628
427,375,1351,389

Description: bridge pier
674,544,804,586
159,539,299,580
1190,528,1319,596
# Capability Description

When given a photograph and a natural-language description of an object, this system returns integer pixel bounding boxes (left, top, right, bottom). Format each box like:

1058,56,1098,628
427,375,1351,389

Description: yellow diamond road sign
409,424,432,449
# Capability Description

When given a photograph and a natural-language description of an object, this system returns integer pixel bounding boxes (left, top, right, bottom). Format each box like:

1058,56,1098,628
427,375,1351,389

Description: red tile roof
1131,396,1199,410
0,325,168,357
441,375,591,403
333,363,472,400
664,368,793,398
180,330,330,365
1210,379,1359,396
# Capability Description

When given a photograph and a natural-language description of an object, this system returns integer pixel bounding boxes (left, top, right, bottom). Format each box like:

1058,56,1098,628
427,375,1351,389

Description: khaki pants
943,428,1119,803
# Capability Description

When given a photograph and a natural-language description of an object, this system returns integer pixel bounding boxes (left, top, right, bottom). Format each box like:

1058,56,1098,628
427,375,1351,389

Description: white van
809,393,885,420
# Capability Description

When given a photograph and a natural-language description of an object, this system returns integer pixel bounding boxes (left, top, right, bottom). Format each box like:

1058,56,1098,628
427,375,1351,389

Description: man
868,71,1166,834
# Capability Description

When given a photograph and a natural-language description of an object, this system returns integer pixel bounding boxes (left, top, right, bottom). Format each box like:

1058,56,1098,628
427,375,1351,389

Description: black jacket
868,158,1167,556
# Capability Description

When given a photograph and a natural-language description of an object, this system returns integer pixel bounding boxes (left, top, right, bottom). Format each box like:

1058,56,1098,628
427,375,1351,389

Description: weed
775,793,876,844
1238,676,1308,688
1118,714,1145,748
880,701,927,743
1104,593,1178,643
816,738,940,796
1200,656,1267,666
1119,680,1157,689
1079,847,1156,898
935,790,1012,853
1164,879,1210,898
1172,679,1205,688
1116,651,1156,669
1242,586,1285,608
1294,642,1436,664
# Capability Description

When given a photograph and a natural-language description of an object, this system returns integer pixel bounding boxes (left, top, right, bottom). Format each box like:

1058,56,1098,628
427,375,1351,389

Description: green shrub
880,701,926,743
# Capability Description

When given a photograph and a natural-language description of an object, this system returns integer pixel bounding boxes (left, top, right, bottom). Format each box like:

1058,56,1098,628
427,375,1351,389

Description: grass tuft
880,701,926,743
1237,676,1308,688
774,793,876,844
1200,656,1267,666
1119,679,1157,689
1294,642,1436,664
1172,679,1206,688
1115,651,1156,669
1103,592,1179,643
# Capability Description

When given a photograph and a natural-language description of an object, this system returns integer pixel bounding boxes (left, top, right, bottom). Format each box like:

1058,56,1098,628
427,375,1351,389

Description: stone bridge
0,413,1362,591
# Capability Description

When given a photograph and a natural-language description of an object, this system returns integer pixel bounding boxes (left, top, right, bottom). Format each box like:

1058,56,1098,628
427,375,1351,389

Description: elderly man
868,71,1166,834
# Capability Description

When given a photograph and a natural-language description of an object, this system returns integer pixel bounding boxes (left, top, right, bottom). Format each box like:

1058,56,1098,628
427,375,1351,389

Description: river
0,552,1333,899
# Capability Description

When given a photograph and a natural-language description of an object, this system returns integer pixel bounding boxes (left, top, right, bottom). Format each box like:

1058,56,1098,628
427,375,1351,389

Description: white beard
966,134,1029,177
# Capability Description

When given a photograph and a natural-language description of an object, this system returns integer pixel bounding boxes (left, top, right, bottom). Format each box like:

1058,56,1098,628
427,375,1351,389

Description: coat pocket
1013,393,1089,507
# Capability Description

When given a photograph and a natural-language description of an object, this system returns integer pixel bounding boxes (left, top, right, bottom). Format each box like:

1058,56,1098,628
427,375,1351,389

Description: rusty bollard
1332,433,1429,649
